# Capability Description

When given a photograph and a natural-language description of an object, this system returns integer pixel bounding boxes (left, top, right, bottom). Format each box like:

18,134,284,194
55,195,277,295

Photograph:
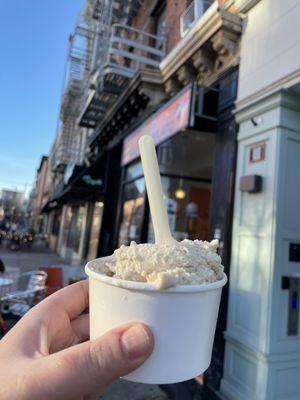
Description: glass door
148,176,211,242
118,177,146,246
87,202,104,260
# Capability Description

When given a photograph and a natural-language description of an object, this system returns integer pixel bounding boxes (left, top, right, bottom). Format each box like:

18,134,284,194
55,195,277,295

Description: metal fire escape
78,0,166,129
51,14,94,173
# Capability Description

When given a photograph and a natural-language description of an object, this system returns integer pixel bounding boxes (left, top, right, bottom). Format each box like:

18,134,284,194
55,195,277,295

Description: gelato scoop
88,239,224,289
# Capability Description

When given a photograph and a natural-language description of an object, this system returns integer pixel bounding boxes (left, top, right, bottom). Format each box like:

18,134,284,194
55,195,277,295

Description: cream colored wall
221,89,300,400
237,0,300,104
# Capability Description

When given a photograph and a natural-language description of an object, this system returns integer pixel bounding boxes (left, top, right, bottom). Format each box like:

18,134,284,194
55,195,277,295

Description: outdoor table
0,277,14,298
0,277,14,288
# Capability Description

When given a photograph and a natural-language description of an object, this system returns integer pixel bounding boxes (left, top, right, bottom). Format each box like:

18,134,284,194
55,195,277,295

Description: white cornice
159,3,242,82
235,68,300,114
235,89,300,123
234,0,262,13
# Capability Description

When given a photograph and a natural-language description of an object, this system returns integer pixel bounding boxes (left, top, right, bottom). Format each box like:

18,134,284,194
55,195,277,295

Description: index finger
42,279,89,320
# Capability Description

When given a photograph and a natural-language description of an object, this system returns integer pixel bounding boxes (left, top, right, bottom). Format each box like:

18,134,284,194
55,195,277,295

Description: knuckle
59,351,80,370
89,337,118,384
89,340,106,371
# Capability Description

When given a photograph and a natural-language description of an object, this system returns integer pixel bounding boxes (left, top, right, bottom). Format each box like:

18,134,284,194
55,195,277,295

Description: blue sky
0,0,83,195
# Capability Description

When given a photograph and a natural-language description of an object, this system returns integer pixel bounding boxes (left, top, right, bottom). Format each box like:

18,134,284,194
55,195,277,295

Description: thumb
36,323,154,399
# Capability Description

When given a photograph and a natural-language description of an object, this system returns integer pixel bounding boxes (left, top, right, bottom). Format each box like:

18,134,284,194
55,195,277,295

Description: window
67,206,85,253
180,0,214,37
62,206,72,247
157,130,215,179
125,160,143,181
51,210,61,236
153,2,166,50
87,202,104,260
148,176,211,242
119,130,215,246
118,178,146,246
156,7,166,38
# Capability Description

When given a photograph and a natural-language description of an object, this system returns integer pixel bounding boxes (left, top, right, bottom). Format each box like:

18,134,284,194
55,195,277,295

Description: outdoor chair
1,270,48,317
39,267,63,296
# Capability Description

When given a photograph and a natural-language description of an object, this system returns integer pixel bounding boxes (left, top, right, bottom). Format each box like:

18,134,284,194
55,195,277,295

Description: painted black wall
97,144,122,257
203,67,238,399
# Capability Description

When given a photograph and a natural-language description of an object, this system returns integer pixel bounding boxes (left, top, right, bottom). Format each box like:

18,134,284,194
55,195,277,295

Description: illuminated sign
121,85,193,166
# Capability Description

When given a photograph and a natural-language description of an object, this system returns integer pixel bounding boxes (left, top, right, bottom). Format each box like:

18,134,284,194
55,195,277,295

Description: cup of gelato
85,238,227,384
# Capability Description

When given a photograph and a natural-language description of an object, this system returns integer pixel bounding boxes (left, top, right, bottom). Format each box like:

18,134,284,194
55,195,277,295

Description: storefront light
175,178,186,199
99,202,104,207
175,188,186,199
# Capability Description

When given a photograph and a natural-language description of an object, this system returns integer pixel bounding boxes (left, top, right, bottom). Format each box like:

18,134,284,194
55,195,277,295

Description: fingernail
121,324,151,360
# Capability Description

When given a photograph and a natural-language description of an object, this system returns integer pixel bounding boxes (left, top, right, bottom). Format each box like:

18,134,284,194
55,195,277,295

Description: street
0,241,167,400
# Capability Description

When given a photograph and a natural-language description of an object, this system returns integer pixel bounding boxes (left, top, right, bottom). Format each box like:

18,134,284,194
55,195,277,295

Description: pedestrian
0,280,154,399
11,221,18,232
0,258,5,274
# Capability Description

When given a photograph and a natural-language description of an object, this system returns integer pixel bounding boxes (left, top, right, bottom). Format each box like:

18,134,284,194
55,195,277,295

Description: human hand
0,280,154,400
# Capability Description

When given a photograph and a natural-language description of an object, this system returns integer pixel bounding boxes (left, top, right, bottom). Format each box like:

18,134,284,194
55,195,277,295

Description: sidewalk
100,380,167,399
0,241,168,400
0,239,64,273
0,239,86,286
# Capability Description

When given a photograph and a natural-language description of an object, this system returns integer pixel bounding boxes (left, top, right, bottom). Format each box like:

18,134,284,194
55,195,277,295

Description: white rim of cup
85,263,227,293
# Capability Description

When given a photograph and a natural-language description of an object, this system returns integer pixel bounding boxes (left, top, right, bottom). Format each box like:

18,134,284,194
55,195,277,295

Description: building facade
41,0,241,397
36,0,300,398
32,155,49,233
0,189,25,222
221,1,300,399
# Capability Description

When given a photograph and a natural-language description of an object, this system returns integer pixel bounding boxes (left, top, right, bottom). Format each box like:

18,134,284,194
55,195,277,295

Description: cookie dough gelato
88,239,223,289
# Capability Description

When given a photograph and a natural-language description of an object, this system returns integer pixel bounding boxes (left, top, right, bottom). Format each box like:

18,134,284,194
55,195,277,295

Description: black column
97,144,122,257
203,68,238,398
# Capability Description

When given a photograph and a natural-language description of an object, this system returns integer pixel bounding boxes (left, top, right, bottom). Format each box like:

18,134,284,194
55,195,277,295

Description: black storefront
42,156,107,260
86,67,238,398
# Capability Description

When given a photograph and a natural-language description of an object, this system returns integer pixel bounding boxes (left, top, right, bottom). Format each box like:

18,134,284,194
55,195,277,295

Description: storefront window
157,130,215,179
62,206,72,247
87,202,104,260
125,160,143,181
148,131,214,242
148,176,211,243
119,130,215,246
51,210,61,236
67,206,85,254
118,177,145,246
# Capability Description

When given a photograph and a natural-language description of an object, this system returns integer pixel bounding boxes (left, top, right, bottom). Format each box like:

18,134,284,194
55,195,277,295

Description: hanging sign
121,84,193,166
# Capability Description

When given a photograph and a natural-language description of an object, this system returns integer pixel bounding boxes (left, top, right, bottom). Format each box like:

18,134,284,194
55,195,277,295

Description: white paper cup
85,257,227,384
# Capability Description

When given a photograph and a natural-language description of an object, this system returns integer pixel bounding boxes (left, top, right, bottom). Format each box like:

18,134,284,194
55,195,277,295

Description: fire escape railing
78,17,166,128
108,24,166,73
51,15,94,173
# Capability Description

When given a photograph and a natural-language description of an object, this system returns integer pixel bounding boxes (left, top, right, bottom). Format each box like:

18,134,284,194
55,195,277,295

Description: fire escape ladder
52,13,94,172
78,0,166,129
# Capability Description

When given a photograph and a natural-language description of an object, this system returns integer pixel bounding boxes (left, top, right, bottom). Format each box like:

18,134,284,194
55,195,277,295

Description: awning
41,156,107,213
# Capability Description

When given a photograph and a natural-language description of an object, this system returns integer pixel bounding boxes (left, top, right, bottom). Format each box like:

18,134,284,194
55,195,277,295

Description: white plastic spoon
138,135,176,245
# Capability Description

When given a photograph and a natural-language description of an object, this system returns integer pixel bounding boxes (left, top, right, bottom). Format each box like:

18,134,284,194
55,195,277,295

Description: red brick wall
132,0,154,31
164,0,190,52
132,0,190,53
131,1,236,55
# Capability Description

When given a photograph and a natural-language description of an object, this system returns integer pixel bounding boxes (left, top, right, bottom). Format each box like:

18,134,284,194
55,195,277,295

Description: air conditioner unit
180,0,213,38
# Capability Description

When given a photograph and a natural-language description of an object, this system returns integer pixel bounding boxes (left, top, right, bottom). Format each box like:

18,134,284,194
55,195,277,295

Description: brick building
32,155,49,233
39,1,300,399
39,1,243,397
